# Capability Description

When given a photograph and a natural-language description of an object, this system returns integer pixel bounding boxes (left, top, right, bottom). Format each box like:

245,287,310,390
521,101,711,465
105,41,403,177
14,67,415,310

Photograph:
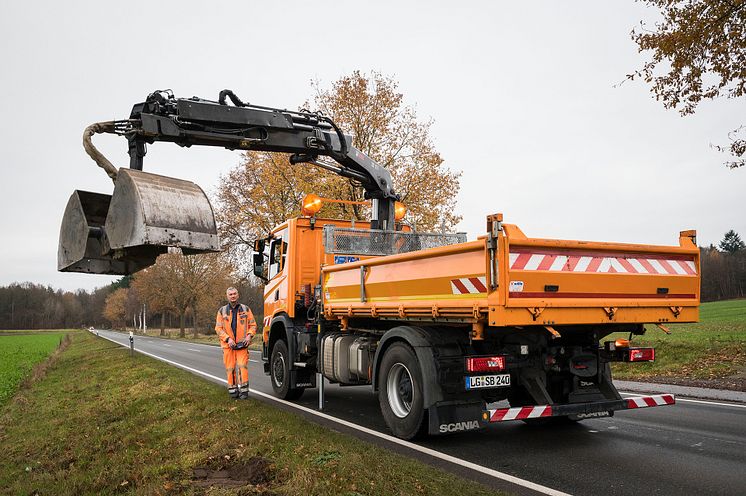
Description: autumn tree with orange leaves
216,71,461,264
103,288,128,329
132,252,234,337
629,0,745,168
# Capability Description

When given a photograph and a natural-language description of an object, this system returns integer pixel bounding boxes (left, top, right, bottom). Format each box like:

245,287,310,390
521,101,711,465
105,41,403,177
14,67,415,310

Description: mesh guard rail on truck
323,225,467,257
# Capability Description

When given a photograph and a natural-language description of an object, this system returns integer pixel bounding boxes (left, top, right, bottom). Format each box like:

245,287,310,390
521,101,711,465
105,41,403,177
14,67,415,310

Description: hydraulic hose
83,121,118,182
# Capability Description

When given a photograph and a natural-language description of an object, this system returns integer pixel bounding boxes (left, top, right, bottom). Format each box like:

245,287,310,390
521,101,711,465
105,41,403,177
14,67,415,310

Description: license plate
465,374,511,390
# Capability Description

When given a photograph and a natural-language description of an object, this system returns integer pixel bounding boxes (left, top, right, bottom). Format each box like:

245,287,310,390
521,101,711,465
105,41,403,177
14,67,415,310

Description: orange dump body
321,222,700,329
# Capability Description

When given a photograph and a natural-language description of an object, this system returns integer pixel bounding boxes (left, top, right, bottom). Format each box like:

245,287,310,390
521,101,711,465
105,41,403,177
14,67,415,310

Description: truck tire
270,340,304,400
378,342,427,440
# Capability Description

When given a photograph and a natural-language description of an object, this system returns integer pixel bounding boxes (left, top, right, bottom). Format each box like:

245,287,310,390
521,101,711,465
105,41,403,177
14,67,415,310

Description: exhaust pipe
58,168,220,275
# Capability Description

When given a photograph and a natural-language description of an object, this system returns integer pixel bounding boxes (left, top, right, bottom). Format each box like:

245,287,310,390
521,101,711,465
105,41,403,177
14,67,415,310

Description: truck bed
321,223,699,327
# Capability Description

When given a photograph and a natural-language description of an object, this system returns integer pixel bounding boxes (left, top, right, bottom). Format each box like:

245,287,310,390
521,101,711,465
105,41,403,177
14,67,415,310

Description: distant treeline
700,246,746,301
0,277,263,332
0,245,744,330
0,281,120,330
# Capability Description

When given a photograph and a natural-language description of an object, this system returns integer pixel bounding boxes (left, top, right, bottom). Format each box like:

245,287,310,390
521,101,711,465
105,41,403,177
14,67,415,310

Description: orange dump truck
255,211,699,439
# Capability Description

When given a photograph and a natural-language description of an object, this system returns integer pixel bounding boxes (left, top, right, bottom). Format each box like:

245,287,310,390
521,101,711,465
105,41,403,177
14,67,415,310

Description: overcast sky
1,1,743,292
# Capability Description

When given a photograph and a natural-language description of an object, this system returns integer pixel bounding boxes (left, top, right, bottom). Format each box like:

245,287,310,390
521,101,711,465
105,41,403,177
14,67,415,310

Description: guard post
129,330,134,357
317,372,325,410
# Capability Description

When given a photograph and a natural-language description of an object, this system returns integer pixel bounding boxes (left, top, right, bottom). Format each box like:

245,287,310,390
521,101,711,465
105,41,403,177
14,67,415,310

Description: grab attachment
58,168,220,275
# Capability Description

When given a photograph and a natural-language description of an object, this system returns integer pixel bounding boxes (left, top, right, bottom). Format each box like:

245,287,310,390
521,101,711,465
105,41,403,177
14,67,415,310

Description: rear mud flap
428,402,487,435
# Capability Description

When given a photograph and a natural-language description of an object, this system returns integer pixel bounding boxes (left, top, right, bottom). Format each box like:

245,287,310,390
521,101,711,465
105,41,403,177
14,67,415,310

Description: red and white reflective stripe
487,394,675,423
626,394,675,409
451,276,488,294
488,405,553,422
508,252,696,275
262,316,271,328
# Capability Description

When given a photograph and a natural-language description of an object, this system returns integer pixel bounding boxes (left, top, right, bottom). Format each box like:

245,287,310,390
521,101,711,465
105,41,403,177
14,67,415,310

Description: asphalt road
95,329,746,496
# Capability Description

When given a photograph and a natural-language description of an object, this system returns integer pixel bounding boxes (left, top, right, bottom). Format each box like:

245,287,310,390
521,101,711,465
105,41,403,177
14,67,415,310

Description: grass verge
611,300,746,386
0,331,503,495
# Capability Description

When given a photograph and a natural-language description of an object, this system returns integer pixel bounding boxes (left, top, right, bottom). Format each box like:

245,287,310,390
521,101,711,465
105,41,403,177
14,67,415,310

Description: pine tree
718,230,746,253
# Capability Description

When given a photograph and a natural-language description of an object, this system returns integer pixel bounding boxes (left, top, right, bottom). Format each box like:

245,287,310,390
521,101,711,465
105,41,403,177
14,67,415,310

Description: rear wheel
378,343,427,440
270,340,304,400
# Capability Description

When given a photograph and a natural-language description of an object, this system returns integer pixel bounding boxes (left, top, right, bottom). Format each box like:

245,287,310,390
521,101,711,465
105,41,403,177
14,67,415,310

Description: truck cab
254,215,377,397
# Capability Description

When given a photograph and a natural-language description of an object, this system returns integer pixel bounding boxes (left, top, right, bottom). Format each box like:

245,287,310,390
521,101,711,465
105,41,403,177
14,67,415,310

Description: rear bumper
487,393,675,422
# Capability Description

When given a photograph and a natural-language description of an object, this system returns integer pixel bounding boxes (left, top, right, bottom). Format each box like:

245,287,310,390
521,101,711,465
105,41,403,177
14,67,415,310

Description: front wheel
378,343,427,440
270,340,304,400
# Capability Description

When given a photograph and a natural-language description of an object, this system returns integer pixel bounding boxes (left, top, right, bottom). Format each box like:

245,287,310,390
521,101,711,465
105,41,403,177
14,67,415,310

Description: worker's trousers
223,347,249,386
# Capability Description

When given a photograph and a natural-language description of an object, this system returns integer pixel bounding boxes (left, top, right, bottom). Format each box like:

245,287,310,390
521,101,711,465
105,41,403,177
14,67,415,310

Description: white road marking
676,398,746,408
98,332,571,496
187,348,200,353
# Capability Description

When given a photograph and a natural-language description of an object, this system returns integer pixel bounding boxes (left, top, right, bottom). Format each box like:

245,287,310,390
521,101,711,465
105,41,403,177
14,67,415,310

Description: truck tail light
628,348,655,362
466,356,505,372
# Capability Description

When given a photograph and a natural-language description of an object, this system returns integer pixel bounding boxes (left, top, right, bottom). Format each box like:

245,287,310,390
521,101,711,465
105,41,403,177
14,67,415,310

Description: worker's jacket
215,304,257,349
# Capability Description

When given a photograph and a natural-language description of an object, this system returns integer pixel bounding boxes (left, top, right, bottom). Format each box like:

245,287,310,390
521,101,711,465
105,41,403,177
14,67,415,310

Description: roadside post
317,372,324,410
129,330,134,356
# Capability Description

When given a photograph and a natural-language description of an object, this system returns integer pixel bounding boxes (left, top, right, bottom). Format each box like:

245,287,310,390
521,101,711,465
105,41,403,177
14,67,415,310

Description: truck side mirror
252,240,268,283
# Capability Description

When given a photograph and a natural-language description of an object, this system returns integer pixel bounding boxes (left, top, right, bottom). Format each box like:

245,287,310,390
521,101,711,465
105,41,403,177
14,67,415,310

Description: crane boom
58,89,401,276
124,90,399,228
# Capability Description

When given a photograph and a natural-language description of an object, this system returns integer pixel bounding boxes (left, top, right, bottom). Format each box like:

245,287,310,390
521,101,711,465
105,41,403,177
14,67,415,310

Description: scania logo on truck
575,411,611,419
439,420,480,433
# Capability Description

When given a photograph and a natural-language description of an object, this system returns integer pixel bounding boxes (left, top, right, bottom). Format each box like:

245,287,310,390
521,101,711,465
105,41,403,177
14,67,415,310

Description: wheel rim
386,363,414,418
272,351,285,388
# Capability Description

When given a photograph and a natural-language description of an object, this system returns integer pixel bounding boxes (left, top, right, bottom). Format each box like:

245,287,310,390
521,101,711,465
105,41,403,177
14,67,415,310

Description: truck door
265,228,289,316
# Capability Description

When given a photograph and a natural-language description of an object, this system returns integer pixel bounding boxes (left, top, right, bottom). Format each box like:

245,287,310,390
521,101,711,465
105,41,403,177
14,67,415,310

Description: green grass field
0,332,66,406
696,299,746,323
611,299,746,381
0,331,502,495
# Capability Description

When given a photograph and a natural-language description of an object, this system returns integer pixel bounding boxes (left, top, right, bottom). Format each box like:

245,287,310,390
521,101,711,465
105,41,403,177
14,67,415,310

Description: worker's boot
227,386,239,399
238,383,249,400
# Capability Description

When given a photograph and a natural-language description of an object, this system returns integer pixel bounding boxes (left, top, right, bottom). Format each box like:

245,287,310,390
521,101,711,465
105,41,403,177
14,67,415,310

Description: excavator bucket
58,168,220,275
58,190,127,274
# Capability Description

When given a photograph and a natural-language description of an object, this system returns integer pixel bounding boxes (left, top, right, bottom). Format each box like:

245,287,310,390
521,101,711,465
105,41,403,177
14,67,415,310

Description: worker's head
226,287,239,304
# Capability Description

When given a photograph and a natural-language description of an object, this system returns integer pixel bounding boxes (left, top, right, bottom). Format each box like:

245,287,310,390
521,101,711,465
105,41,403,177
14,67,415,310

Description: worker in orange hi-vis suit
215,287,257,399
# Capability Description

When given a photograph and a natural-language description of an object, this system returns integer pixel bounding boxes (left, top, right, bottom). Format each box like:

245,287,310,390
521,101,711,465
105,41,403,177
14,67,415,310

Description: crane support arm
120,90,398,228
